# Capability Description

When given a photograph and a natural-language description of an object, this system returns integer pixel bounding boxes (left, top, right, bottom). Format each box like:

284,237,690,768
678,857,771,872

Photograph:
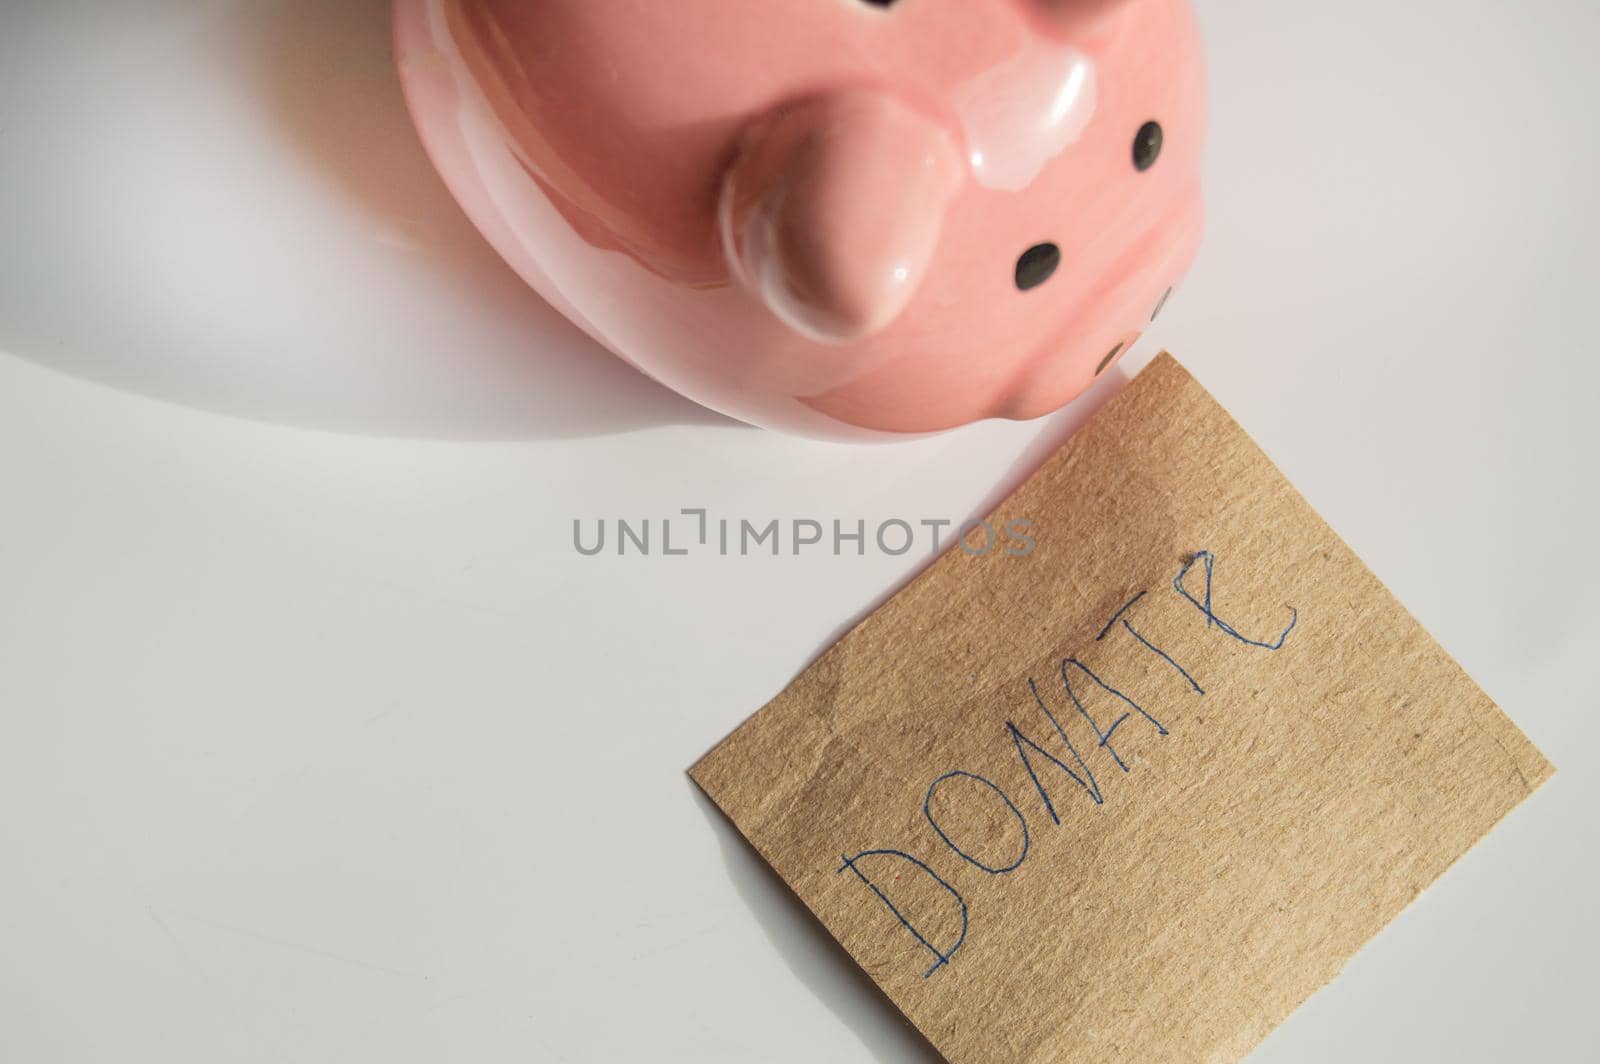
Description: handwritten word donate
836,551,1298,977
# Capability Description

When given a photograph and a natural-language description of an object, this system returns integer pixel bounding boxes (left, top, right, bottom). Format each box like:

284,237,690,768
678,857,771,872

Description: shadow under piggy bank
0,0,732,440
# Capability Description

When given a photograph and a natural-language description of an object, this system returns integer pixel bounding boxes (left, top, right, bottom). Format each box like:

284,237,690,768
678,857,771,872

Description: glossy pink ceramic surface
394,0,1206,437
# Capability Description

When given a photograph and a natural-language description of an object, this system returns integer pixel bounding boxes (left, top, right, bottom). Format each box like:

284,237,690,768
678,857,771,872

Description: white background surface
2,1,1597,1060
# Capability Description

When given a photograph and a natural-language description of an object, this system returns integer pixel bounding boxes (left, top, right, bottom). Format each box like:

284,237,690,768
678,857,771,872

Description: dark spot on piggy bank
1015,242,1060,291
1133,121,1164,171
1096,342,1125,375
1151,286,1173,322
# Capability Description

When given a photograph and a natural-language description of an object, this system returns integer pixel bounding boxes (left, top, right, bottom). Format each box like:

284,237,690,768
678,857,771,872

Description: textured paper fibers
691,354,1552,1063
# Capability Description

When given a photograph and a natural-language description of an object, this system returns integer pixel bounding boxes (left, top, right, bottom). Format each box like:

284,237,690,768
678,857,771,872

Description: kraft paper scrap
691,353,1552,1063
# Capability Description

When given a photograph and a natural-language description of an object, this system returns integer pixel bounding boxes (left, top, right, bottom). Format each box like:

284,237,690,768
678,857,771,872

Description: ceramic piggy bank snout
721,92,966,344
395,0,1207,436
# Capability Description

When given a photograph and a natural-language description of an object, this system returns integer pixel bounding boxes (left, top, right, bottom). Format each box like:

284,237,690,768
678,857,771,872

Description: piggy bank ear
720,92,965,343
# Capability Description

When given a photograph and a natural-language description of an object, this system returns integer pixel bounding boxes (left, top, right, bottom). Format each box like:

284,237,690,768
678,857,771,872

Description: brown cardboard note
691,353,1552,1063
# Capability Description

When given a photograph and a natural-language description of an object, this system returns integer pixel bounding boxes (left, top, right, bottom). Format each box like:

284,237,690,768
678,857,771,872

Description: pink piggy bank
394,0,1205,437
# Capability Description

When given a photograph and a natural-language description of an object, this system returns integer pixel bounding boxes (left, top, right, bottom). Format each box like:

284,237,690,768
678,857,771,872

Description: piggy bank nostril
1015,242,1060,291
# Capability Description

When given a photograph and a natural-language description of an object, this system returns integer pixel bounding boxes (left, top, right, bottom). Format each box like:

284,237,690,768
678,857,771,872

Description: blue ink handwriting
837,550,1299,977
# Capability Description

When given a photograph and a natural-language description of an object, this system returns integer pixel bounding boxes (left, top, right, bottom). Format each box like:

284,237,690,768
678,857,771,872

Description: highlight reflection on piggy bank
395,0,1206,437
